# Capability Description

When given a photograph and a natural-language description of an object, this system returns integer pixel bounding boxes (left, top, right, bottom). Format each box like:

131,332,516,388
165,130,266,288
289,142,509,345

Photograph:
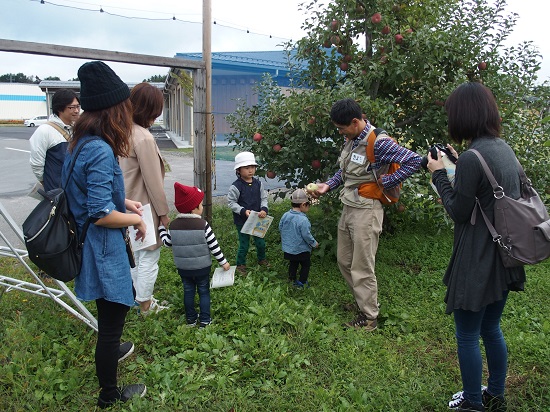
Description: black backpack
23,138,98,282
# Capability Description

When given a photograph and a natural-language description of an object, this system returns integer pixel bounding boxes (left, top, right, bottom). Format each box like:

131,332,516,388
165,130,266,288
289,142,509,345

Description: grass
163,145,240,162
1,201,549,411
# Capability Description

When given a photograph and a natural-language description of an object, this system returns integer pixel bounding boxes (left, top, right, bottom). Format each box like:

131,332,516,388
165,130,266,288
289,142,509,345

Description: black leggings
95,298,129,400
285,251,312,283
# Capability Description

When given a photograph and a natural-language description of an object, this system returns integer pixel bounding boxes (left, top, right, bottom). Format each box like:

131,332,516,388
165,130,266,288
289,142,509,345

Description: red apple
311,159,321,169
405,28,413,34
380,55,388,64
371,13,382,24
397,204,406,213
272,144,282,152
330,19,340,32
253,132,263,142
343,54,353,62
340,62,349,71
381,25,391,35
308,116,316,125
330,35,341,45
478,61,487,70
395,34,403,44
266,171,276,179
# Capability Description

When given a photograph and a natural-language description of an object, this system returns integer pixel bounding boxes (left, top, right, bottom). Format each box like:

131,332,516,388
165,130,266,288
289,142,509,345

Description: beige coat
120,124,170,250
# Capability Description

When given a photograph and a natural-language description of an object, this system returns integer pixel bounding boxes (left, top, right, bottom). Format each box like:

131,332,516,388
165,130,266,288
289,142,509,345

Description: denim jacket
61,136,134,306
279,210,317,255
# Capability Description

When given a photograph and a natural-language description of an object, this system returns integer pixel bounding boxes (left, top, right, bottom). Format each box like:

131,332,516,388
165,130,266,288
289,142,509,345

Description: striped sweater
168,213,227,275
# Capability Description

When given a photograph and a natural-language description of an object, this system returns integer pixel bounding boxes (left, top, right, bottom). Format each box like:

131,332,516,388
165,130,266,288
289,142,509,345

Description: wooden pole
203,0,213,223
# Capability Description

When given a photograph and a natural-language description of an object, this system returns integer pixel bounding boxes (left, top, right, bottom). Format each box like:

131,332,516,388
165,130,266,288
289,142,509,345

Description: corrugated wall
212,75,259,139
0,83,47,120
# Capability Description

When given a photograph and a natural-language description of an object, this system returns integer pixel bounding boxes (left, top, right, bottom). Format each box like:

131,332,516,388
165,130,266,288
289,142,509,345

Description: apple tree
226,0,550,224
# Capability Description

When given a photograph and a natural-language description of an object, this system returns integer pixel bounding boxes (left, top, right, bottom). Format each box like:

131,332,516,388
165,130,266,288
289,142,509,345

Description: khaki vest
338,128,390,208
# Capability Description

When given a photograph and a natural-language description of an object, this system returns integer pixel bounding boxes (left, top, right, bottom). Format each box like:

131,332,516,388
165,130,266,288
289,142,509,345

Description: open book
210,265,236,289
240,211,274,238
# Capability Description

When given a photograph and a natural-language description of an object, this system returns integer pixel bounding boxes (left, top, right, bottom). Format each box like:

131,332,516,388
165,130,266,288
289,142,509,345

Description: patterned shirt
326,125,421,190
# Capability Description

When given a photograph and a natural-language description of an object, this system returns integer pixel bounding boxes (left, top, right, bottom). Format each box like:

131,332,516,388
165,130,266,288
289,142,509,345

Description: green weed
0,201,548,411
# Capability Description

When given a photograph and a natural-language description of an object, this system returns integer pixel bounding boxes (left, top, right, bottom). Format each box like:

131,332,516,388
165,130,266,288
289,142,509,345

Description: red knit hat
174,182,204,213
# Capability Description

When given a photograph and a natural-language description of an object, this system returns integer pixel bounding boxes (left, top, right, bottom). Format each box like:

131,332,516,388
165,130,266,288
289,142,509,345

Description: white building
0,83,47,121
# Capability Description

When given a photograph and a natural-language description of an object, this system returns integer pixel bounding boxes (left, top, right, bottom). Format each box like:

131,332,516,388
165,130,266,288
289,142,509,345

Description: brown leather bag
470,149,550,268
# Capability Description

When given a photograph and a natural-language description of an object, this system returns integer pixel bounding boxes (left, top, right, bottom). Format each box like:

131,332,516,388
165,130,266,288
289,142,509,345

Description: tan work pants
337,202,384,320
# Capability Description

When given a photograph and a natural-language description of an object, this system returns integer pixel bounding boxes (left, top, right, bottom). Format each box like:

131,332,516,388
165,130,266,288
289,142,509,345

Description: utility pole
203,0,213,223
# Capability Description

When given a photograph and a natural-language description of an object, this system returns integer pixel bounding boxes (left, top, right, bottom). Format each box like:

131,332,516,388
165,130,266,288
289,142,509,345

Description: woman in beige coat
120,82,170,315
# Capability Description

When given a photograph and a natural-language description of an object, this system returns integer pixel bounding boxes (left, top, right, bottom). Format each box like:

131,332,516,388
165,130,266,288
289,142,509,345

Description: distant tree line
0,73,167,83
0,73,62,83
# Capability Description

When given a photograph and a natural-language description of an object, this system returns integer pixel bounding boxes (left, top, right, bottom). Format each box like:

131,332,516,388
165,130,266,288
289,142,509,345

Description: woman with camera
427,82,525,412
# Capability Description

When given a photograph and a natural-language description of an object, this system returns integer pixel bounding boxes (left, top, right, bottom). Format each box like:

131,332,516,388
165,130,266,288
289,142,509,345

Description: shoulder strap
46,121,71,141
469,148,529,192
62,137,101,191
467,149,506,245
63,137,102,246
366,128,388,163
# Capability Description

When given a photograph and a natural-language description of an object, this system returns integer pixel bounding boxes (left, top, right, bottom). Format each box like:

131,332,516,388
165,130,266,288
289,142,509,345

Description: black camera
420,143,458,169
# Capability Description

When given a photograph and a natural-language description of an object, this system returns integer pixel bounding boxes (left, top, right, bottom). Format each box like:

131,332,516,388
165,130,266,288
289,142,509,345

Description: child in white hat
227,151,269,275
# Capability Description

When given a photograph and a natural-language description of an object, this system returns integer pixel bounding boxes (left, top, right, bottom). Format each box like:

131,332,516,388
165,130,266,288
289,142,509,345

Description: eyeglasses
66,105,81,111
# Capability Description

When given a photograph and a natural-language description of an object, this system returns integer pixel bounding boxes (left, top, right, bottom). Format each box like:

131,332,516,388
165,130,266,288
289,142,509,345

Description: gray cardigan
432,137,525,314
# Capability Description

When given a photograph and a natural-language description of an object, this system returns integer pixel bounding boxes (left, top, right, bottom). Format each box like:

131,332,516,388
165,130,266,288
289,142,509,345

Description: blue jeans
179,272,211,324
453,291,509,405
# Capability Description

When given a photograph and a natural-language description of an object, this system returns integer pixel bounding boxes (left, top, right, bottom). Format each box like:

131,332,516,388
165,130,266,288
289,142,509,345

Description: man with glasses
29,89,81,191
307,98,421,331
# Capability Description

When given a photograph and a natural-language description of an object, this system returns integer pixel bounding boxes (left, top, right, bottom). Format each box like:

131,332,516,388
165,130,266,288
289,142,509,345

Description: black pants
95,298,129,401
284,251,311,283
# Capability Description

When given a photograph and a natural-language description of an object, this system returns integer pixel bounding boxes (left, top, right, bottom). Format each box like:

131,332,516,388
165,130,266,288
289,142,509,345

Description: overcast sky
0,0,548,83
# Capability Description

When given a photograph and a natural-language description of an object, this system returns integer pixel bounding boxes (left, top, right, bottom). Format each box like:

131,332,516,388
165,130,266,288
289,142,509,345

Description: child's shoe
258,259,270,267
293,280,309,288
236,265,247,275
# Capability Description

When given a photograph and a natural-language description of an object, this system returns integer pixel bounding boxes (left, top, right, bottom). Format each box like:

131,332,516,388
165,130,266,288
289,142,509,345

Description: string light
32,0,289,41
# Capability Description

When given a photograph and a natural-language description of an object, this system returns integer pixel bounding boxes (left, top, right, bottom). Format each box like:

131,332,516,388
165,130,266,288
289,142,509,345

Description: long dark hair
69,99,133,157
445,82,501,144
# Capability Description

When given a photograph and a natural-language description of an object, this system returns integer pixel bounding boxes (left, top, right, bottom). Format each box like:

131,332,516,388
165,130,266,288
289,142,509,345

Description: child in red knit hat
168,182,230,327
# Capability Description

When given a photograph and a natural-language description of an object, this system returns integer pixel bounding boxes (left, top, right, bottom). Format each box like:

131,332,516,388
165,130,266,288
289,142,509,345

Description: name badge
351,153,365,164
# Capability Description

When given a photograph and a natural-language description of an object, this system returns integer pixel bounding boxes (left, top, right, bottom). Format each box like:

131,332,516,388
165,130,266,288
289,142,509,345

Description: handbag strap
62,137,102,245
468,149,517,247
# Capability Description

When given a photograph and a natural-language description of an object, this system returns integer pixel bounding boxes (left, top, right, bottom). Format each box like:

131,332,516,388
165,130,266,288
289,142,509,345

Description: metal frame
0,201,98,331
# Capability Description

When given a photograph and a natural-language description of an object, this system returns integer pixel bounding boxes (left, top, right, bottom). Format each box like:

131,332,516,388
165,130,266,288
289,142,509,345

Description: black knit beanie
78,61,130,111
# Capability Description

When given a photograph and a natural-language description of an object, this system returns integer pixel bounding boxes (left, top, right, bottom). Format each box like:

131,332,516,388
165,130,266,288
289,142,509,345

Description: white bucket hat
234,151,259,170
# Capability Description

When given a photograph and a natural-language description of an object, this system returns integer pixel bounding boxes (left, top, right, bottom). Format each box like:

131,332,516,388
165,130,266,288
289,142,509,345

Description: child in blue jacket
279,189,318,287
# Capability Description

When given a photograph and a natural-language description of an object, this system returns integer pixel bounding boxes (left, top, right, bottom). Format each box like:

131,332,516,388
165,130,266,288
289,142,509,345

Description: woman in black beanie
61,61,147,408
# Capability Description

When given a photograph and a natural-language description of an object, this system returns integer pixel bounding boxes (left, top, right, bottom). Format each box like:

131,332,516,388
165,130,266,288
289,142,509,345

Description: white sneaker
141,296,169,316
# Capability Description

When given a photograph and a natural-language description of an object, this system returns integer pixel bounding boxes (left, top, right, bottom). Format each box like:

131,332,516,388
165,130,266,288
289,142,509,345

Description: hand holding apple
306,183,318,192
307,182,329,198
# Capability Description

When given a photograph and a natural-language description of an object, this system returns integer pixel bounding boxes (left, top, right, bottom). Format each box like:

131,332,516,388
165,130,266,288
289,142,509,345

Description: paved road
0,126,286,248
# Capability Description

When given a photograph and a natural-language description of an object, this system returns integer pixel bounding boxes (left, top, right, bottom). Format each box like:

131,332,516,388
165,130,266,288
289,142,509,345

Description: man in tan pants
308,98,421,331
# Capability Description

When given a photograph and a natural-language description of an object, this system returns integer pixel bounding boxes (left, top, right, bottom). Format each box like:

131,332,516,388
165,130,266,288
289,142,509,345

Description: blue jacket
61,136,134,307
279,210,317,255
